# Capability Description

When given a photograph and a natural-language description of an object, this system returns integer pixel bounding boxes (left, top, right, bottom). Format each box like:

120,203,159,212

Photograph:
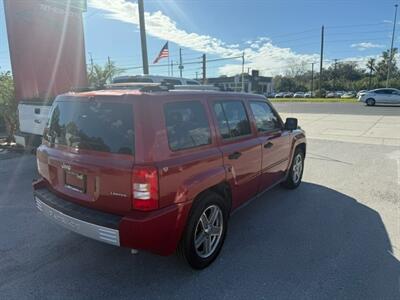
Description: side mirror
284,118,298,131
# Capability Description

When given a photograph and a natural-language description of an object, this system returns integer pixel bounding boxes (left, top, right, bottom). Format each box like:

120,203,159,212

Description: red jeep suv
33,87,306,269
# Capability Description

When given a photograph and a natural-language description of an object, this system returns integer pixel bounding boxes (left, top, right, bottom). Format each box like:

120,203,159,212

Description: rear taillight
132,166,159,211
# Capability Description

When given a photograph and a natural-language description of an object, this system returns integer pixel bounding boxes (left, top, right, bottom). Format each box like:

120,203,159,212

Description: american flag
153,42,169,64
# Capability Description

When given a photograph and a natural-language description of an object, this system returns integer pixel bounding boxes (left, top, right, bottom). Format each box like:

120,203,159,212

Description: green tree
366,58,376,90
273,75,297,92
375,49,398,81
0,71,17,141
87,60,123,88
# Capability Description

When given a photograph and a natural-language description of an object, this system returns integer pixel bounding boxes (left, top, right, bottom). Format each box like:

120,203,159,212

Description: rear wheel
178,192,228,269
282,148,304,189
366,98,375,106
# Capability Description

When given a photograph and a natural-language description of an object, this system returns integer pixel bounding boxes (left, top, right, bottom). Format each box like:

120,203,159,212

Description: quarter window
164,101,211,151
249,101,281,132
213,101,251,139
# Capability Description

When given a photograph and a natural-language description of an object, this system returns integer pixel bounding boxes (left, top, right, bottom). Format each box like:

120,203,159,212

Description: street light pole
138,0,149,75
311,62,314,96
319,25,324,97
386,4,398,87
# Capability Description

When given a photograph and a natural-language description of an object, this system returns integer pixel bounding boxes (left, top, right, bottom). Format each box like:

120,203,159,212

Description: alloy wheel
194,205,224,258
292,153,303,184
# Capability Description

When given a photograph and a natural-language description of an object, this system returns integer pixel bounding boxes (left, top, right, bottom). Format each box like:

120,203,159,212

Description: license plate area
64,170,86,193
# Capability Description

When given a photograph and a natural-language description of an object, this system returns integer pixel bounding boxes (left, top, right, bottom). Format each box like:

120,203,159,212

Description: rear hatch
37,94,135,215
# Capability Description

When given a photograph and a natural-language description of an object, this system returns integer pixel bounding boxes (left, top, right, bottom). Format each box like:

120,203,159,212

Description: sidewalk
280,113,400,146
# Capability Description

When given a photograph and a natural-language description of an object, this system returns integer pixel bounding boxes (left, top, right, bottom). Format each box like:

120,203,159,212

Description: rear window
44,99,134,155
164,101,211,151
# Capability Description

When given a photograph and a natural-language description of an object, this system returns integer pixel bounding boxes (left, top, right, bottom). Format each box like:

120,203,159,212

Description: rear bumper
34,188,122,246
33,185,192,256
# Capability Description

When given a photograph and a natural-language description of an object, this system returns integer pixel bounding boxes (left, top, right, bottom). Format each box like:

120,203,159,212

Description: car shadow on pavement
2,182,399,299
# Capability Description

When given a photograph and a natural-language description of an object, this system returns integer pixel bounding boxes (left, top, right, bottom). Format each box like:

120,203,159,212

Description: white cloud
88,0,241,58
88,0,376,76
218,43,319,76
351,42,384,51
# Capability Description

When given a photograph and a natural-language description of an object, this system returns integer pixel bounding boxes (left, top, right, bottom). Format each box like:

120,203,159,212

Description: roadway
273,101,400,116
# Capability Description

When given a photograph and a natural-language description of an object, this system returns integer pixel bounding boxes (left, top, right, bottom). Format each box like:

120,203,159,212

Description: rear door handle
264,142,273,149
228,151,242,160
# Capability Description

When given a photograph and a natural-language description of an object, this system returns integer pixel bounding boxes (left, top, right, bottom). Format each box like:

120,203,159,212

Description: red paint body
4,0,87,102
34,90,306,256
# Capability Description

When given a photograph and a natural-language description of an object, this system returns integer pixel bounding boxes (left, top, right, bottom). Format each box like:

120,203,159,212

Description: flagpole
168,42,170,76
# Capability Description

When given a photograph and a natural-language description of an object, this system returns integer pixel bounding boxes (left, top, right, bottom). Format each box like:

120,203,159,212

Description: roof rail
106,82,169,92
173,85,220,91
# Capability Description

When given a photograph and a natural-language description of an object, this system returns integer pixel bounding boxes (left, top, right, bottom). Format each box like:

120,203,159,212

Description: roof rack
173,85,220,91
69,82,221,94
106,82,169,92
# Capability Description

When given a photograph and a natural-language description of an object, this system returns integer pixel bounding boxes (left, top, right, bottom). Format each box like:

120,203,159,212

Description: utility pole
202,54,206,84
89,52,94,76
311,62,315,96
138,0,149,75
319,25,324,97
107,56,112,82
241,52,245,92
195,72,198,80
333,58,338,91
171,60,174,76
179,48,183,78
387,4,398,87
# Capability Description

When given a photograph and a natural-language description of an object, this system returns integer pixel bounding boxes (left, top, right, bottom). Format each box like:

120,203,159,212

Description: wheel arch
296,142,306,157
193,181,232,214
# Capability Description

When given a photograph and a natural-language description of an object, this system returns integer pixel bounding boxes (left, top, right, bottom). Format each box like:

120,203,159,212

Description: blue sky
1,0,400,78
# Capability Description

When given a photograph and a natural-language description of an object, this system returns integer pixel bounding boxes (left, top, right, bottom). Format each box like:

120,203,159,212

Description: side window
187,80,200,85
249,101,281,132
163,79,182,86
164,101,211,151
213,101,251,139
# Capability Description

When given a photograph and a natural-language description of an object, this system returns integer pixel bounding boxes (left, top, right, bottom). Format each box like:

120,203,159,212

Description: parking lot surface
274,102,400,116
1,136,399,299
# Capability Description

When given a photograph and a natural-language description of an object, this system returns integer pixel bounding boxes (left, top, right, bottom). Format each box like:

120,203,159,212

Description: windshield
44,98,134,155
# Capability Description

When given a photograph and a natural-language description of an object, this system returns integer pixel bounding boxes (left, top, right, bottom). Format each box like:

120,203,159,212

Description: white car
357,90,368,98
360,88,400,106
304,91,314,98
294,92,305,98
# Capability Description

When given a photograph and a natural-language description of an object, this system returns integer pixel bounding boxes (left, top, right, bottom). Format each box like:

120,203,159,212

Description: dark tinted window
163,79,182,85
249,101,281,132
375,89,392,94
187,80,200,85
213,101,251,139
164,101,211,151
45,99,134,155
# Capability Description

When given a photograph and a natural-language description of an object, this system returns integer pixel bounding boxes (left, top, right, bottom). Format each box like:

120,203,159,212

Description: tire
282,148,305,189
366,98,375,106
178,192,228,269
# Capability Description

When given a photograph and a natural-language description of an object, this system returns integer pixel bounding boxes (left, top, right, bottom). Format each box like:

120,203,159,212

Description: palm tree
366,58,376,90
88,60,123,88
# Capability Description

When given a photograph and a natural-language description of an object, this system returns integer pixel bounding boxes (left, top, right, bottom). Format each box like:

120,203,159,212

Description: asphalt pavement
0,138,399,299
273,101,400,116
